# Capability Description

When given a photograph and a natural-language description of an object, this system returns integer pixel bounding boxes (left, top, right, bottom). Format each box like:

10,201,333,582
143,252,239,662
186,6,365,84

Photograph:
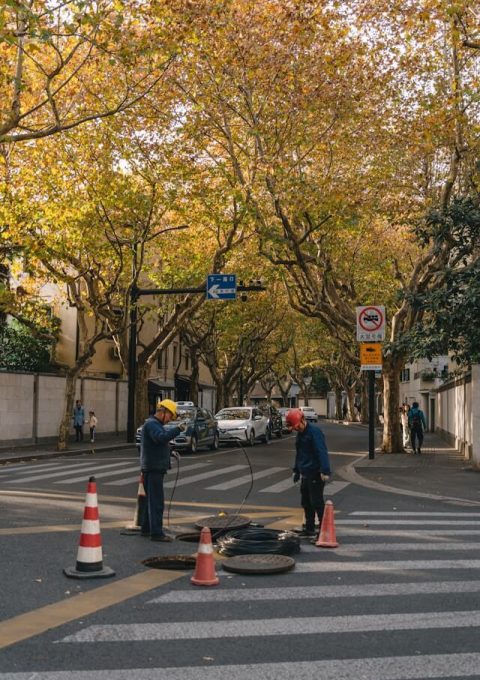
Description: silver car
215,406,270,446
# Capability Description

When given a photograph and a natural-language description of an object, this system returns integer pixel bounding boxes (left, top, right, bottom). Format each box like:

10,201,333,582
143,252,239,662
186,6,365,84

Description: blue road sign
206,274,237,300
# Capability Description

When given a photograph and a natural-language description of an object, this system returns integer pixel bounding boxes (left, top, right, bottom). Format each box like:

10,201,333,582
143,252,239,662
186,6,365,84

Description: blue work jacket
140,416,181,473
293,422,331,477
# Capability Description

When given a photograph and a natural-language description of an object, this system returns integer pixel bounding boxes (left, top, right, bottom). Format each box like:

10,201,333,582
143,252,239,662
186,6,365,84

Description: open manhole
175,531,202,543
222,554,295,575
142,555,196,570
195,514,251,531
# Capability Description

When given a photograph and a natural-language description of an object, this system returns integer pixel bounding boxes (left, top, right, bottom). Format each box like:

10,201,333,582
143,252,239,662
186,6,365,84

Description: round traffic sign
358,306,384,332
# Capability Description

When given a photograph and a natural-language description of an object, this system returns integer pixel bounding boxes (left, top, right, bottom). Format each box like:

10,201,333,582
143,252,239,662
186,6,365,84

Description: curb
0,443,135,466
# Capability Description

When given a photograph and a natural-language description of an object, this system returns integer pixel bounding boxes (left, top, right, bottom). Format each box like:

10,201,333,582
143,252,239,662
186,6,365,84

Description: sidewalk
0,436,135,465
346,430,480,506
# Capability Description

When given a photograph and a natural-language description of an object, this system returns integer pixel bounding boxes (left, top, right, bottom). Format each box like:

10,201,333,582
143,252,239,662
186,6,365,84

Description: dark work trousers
300,473,326,532
74,425,83,441
410,427,424,451
142,470,166,537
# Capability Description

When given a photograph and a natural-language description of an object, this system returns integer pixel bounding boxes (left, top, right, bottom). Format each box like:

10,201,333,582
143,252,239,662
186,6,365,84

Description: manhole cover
142,555,196,570
195,514,251,531
175,532,202,543
222,554,295,575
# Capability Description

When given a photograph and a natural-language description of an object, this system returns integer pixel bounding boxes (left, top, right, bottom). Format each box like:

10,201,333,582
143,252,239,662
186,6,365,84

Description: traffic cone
121,473,147,535
315,500,339,548
191,526,219,586
64,476,115,579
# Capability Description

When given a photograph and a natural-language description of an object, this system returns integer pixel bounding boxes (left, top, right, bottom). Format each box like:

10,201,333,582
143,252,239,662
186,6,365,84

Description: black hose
216,527,301,556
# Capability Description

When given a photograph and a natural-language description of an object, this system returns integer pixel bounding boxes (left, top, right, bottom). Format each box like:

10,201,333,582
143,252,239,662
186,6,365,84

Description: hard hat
158,399,177,418
285,408,303,428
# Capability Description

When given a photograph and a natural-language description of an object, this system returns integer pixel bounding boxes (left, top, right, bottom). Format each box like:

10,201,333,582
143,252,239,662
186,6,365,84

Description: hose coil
216,528,301,556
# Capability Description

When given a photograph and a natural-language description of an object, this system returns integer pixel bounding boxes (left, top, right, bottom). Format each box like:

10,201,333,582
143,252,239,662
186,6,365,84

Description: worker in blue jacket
287,408,331,538
140,399,186,542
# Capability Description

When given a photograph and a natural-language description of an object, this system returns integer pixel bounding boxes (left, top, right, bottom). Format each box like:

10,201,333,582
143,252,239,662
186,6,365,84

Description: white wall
436,371,472,459
0,373,34,440
298,397,327,417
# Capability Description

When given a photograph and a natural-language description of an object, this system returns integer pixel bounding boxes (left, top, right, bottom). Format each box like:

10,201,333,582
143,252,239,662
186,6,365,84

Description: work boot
150,534,173,542
296,529,316,538
417,448,421,455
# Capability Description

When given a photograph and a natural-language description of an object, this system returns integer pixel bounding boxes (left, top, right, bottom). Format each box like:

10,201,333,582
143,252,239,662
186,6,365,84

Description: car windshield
303,408,315,412
176,408,196,419
216,409,251,420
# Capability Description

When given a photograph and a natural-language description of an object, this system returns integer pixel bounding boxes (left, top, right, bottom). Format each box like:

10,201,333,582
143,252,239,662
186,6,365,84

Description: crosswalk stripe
0,461,64,474
4,461,128,484
350,511,480,517
324,481,349,495
259,476,295,492
105,462,208,486
206,467,286,491
330,528,480,537
300,542,480,552
336,519,480,525
163,464,247,489
54,466,140,484
295,559,480,572
58,609,480,642
150,579,480,603
5,653,480,680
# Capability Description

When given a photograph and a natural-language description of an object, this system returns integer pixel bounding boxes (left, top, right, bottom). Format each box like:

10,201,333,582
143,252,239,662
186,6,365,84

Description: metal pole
127,284,138,443
368,369,375,459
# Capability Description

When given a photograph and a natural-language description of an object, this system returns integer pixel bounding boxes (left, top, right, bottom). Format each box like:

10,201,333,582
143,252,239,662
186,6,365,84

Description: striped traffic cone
191,527,219,586
315,500,339,548
121,473,147,535
64,476,115,579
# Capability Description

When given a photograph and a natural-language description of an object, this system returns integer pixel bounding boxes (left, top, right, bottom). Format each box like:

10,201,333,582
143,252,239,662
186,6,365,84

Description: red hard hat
286,408,303,428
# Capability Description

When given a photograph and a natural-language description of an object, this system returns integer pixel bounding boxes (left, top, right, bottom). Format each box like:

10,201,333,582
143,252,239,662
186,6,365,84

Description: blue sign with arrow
206,274,237,300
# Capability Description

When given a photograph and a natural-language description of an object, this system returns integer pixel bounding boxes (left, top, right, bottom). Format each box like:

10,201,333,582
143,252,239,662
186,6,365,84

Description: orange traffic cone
64,476,115,579
191,526,219,586
315,500,339,548
121,473,147,535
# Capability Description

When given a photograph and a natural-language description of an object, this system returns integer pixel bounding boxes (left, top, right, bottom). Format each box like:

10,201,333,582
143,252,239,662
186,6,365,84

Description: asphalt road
3,422,480,679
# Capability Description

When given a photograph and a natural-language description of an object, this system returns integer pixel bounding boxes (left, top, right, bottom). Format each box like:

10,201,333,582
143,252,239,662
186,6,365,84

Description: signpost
206,274,237,300
357,306,386,459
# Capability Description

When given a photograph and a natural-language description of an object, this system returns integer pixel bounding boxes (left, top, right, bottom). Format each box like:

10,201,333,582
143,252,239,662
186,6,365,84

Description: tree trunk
381,354,404,453
335,389,343,420
190,351,199,405
57,370,79,450
215,381,227,413
345,383,357,421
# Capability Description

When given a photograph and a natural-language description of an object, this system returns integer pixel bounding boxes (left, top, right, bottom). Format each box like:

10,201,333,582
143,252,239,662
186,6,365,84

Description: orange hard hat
286,408,303,428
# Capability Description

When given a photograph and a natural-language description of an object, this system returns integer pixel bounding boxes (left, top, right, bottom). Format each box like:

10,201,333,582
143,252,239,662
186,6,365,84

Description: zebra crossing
0,458,348,496
34,508,480,680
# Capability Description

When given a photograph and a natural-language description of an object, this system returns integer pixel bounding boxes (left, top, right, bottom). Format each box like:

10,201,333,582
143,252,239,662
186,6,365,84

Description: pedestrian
408,401,427,455
73,400,85,442
400,404,410,449
88,411,98,443
287,408,331,538
140,399,187,542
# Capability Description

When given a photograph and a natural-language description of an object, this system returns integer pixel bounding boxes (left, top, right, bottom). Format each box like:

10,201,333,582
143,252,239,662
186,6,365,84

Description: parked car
215,406,270,446
136,406,219,454
260,404,283,438
278,407,291,432
299,405,318,422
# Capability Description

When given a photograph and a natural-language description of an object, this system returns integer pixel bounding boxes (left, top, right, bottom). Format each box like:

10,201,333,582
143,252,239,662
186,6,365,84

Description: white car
215,406,270,446
299,406,318,422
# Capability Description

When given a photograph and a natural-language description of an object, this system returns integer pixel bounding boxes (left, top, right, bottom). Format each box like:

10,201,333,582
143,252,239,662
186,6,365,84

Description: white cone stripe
76,546,103,563
55,466,139,484
164,465,247,489
5,461,127,484
350,511,480,517
294,559,480,572
197,544,213,554
6,654,480,680
206,467,286,491
107,463,209,486
300,542,480,552
58,609,480,642
79,519,100,534
150,579,480,603
84,493,99,507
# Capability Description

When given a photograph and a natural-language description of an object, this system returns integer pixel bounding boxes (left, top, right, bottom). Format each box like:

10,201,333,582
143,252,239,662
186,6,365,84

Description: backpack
411,412,422,430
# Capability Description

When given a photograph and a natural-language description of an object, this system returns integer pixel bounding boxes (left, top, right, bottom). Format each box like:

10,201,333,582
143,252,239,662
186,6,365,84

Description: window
400,368,410,382
157,349,168,369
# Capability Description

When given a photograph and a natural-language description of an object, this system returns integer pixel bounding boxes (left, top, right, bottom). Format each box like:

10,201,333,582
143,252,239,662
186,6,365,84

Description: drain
175,532,202,543
142,555,196,570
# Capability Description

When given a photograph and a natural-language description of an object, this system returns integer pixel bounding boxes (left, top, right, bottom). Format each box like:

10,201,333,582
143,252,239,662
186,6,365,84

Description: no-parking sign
356,305,385,342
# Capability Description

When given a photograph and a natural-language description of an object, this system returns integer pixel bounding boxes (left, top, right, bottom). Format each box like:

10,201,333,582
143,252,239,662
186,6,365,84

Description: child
88,411,98,443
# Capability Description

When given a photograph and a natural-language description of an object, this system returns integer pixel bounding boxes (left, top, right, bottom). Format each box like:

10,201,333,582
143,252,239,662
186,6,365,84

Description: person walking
287,408,332,538
88,411,98,443
400,404,410,449
140,399,186,542
408,401,427,455
73,400,85,442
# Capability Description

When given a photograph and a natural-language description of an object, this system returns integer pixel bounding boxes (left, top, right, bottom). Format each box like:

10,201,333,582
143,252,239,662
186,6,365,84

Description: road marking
150,579,480,603
295,559,480,572
58,609,480,642
0,570,185,650
206,467,285,490
4,654,480,680
259,476,295,492
55,465,140,484
350,511,480,517
300,541,480,552
164,464,247,488
5,461,128,484
336,519,480,525
106,462,208,486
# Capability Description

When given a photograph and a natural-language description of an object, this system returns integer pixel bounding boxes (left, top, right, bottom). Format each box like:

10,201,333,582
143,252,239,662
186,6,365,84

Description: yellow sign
360,343,382,370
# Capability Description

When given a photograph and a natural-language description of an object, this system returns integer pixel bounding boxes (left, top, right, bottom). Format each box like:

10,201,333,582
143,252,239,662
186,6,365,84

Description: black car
136,406,219,454
260,404,283,439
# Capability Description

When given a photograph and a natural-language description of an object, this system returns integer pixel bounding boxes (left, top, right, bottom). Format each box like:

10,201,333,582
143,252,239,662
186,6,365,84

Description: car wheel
263,428,270,443
248,430,255,446
209,432,219,451
189,434,198,454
